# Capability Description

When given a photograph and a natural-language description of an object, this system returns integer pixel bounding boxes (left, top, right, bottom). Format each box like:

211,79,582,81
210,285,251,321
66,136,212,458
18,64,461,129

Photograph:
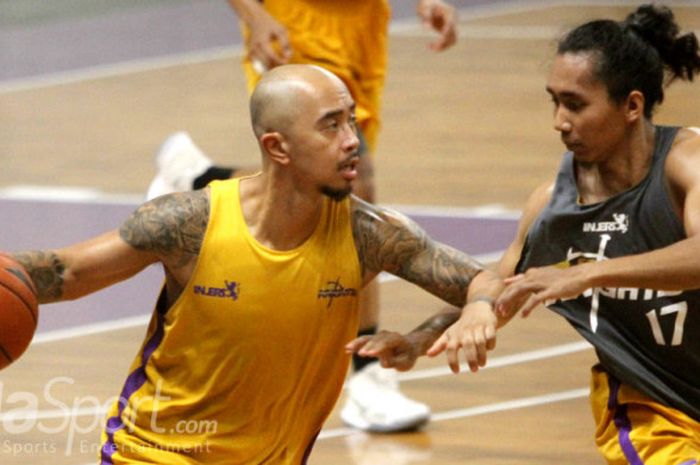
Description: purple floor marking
1,198,162,335
0,197,517,334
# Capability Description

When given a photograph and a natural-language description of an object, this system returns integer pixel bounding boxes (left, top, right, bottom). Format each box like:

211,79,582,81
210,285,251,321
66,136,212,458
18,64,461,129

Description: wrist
228,0,261,23
467,295,495,306
581,262,603,288
404,329,437,355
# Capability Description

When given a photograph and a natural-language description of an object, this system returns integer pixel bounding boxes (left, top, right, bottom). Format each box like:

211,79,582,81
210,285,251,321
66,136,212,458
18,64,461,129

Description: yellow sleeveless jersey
100,179,361,464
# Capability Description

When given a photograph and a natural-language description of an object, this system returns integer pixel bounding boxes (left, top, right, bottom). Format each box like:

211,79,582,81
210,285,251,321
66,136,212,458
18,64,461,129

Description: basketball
0,253,39,369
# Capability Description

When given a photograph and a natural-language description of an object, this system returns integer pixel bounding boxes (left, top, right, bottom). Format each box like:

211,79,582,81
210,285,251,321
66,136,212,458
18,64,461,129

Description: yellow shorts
240,0,390,153
590,365,700,465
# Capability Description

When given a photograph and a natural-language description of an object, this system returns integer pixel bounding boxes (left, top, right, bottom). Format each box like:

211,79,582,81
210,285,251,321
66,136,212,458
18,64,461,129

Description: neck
576,120,656,204
239,173,325,251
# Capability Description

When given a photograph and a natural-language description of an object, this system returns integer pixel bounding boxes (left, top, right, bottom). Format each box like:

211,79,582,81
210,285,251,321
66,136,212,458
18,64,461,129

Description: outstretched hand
426,301,497,373
417,0,458,51
496,264,593,318
345,330,423,372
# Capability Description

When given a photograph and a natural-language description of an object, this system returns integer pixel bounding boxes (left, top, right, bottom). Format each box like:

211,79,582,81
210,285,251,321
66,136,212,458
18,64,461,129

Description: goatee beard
321,185,352,202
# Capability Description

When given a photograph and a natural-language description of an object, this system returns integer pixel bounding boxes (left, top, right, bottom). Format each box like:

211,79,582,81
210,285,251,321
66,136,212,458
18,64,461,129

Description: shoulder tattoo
119,190,210,267
352,199,483,307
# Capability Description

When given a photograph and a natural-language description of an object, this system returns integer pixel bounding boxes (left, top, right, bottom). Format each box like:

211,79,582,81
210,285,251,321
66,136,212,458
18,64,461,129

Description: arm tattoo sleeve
352,199,483,307
119,190,209,268
13,251,65,302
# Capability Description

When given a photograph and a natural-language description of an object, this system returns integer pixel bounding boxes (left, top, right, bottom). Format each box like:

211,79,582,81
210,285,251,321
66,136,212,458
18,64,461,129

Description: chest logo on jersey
582,213,629,234
317,277,357,309
193,280,239,301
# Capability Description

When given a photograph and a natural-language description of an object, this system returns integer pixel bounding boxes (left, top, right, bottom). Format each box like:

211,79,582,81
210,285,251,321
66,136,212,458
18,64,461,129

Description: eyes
324,114,357,131
550,95,587,113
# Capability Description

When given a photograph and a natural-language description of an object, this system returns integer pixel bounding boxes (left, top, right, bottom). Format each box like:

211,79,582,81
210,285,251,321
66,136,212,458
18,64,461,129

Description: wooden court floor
1,2,699,464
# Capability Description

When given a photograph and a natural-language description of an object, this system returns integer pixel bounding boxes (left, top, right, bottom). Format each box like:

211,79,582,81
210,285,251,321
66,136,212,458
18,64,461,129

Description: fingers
444,334,462,374
439,325,495,374
497,288,543,319
503,273,525,285
426,334,447,357
350,331,419,371
496,275,538,316
520,292,543,318
431,12,457,51
417,0,457,51
485,324,497,351
270,29,292,65
346,330,404,359
255,36,288,68
427,5,457,51
465,327,488,372
248,24,292,70
344,335,372,354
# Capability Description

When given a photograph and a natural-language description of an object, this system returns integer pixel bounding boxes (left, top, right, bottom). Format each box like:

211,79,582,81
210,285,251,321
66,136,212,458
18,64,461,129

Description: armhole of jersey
344,198,363,285
161,186,218,315
347,197,369,281
660,127,687,235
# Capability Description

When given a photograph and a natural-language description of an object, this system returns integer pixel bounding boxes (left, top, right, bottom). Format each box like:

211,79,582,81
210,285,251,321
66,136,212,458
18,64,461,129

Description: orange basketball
0,253,39,369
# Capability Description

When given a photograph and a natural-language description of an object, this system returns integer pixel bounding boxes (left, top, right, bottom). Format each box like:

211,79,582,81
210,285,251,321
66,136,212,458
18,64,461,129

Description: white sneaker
146,132,213,200
341,363,431,433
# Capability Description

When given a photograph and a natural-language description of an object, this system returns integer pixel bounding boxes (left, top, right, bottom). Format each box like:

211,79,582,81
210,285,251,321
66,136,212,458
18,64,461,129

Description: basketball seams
5,266,38,296
0,343,13,363
0,274,38,324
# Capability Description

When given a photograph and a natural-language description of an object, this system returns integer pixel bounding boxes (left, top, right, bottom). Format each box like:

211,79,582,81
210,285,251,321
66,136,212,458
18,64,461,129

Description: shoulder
666,127,700,190
670,126,700,156
119,189,211,257
497,180,554,277
350,195,422,238
349,195,430,278
521,182,554,228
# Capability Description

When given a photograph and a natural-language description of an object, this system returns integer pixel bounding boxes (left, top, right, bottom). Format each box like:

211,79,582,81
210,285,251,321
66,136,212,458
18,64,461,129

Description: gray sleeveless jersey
516,126,700,421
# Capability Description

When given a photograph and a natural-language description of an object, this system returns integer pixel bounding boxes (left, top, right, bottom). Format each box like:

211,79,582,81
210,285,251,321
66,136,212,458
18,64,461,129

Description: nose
343,124,360,152
553,107,572,133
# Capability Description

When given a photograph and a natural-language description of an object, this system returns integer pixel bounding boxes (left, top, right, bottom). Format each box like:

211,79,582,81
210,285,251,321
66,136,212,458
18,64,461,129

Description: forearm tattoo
119,190,209,268
352,200,484,307
13,251,65,302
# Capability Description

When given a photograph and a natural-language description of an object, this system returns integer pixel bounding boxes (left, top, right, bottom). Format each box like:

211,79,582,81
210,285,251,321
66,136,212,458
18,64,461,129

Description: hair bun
624,5,677,52
624,4,700,82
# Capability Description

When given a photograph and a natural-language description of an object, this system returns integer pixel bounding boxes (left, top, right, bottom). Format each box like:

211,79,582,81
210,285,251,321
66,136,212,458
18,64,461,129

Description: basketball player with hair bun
353,4,700,464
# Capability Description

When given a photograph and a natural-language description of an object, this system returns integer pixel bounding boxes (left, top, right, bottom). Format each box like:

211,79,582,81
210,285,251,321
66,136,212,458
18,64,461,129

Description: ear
625,90,645,123
260,132,291,166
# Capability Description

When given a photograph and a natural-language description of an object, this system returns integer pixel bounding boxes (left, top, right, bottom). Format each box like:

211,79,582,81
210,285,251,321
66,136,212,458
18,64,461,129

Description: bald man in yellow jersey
145,0,459,433
13,65,500,464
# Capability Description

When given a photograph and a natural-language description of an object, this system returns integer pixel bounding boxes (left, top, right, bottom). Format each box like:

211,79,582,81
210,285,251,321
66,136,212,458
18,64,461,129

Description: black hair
557,4,700,118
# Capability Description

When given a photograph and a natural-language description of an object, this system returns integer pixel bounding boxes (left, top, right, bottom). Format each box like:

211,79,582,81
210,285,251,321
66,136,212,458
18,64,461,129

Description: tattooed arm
13,231,156,304
351,197,482,306
12,190,210,304
347,197,500,369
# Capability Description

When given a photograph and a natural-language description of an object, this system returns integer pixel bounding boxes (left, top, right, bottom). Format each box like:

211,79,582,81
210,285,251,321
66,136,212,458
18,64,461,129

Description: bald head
249,65,348,138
